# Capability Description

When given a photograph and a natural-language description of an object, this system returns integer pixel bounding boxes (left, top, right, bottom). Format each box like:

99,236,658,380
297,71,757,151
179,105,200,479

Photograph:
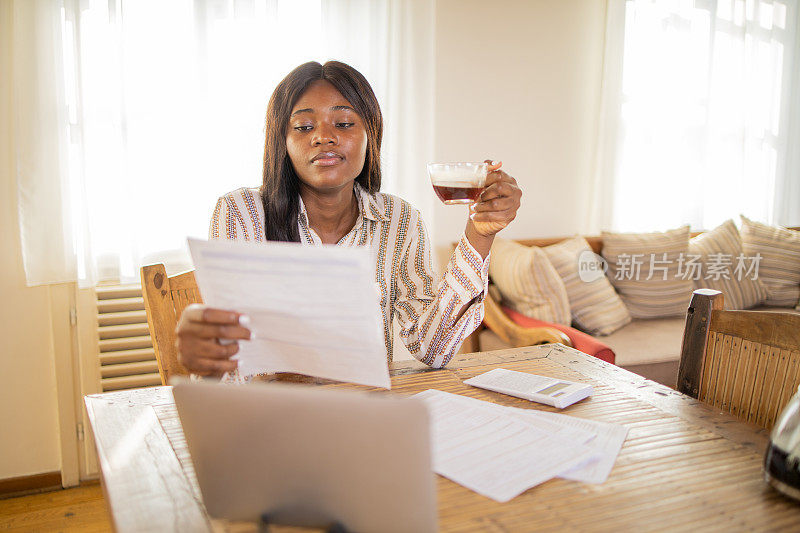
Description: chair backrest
677,289,800,430
141,263,203,385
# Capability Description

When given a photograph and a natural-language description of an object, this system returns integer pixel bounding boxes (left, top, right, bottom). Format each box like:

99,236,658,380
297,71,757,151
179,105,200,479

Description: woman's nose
312,123,337,145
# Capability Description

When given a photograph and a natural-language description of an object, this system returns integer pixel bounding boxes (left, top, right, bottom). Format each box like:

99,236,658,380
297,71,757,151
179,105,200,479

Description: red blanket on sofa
501,306,616,364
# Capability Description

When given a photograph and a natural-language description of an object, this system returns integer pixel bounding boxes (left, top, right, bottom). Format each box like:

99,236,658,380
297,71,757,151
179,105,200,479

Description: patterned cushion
688,220,765,309
542,237,631,335
740,216,800,307
602,226,694,318
488,238,571,326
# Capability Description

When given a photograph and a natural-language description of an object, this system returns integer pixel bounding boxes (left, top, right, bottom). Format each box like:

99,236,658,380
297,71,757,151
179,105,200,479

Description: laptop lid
172,380,437,532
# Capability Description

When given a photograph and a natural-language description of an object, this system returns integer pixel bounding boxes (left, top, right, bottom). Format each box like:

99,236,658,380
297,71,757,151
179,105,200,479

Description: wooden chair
141,263,202,385
677,289,800,430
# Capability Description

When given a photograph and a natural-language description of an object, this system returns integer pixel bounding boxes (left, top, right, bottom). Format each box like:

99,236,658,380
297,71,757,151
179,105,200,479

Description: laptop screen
173,380,437,532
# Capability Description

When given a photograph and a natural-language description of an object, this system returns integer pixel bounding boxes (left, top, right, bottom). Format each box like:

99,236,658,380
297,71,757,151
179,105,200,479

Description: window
603,0,800,232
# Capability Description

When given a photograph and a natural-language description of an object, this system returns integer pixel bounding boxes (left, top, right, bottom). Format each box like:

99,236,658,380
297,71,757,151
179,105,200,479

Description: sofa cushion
601,317,687,366
541,236,631,335
602,226,694,319
688,219,766,309
740,216,800,307
488,238,571,325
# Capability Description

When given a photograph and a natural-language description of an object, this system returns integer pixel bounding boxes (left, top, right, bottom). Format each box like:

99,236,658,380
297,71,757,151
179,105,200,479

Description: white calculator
463,368,593,409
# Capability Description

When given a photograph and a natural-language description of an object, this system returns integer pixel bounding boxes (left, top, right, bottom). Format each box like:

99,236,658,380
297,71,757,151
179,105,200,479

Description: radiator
95,284,162,391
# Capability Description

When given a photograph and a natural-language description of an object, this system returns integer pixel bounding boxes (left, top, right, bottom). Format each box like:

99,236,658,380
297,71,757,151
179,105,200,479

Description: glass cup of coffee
427,162,488,205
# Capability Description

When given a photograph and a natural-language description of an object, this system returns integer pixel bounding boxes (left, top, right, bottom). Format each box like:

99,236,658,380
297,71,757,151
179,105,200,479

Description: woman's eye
293,125,313,132
336,122,355,129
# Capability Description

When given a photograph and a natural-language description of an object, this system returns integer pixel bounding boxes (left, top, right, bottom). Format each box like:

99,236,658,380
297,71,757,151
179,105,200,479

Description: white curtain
12,0,76,285
12,0,434,286
591,0,800,233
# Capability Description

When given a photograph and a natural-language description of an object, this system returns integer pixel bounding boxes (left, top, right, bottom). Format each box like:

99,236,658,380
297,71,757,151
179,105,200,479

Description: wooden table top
84,344,800,532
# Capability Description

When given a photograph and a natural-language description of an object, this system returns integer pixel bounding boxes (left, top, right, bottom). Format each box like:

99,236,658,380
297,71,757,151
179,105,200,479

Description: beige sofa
473,232,800,387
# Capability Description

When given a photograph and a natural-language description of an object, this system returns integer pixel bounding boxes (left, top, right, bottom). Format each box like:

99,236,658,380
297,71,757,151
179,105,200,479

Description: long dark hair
260,61,383,242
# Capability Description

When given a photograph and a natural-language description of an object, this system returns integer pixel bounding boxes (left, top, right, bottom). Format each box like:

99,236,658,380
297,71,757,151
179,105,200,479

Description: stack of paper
524,409,629,485
412,390,628,502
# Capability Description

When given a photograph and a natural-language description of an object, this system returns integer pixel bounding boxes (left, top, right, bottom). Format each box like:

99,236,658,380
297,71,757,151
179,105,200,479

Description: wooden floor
0,482,112,532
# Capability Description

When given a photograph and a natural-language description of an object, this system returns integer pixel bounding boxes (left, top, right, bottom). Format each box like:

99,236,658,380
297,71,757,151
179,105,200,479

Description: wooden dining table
84,343,800,532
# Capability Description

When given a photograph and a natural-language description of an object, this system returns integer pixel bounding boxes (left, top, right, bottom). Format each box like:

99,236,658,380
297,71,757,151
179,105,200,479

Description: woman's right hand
175,304,252,377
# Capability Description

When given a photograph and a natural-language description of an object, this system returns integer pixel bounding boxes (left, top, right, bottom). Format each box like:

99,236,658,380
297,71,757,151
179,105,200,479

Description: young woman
176,61,522,379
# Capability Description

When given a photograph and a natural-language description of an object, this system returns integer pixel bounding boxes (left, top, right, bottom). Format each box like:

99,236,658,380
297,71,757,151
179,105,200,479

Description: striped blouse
209,183,490,369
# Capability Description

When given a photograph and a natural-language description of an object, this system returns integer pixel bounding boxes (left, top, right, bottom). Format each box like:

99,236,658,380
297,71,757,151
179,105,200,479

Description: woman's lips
311,151,344,166
311,156,342,166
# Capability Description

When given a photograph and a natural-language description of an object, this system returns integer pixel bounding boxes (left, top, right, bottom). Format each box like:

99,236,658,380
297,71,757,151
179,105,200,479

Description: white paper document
425,389,597,445
412,390,600,502
187,238,390,389
522,410,629,484
462,369,627,483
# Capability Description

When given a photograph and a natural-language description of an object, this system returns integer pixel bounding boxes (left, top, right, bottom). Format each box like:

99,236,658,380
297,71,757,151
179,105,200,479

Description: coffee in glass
427,162,488,205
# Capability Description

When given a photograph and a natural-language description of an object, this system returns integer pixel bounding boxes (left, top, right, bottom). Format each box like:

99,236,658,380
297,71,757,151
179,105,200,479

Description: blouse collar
297,182,389,225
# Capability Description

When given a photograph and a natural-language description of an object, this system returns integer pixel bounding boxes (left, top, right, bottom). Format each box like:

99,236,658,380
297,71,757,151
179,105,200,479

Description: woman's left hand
468,160,522,238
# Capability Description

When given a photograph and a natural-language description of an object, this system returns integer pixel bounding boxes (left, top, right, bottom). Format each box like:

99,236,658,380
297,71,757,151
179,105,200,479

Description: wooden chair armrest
483,289,573,348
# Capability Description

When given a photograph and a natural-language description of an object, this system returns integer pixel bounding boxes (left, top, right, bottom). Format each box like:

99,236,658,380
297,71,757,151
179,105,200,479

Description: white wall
431,0,607,261
0,0,63,479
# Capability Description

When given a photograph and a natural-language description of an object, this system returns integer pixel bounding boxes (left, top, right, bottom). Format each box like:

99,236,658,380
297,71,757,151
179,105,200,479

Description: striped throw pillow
542,237,631,335
740,216,800,307
689,220,765,309
602,226,694,318
488,238,571,326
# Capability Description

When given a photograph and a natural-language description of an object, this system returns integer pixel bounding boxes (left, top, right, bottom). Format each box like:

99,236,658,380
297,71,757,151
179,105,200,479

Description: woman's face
286,80,368,194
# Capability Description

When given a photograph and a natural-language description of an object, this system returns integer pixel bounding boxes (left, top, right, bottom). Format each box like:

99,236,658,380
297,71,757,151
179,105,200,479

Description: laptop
172,380,437,532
